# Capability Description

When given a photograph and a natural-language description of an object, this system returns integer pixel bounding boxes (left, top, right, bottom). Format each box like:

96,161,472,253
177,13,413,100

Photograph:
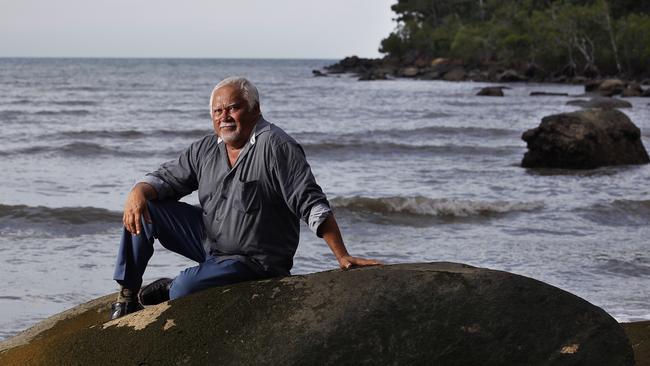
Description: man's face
211,85,260,148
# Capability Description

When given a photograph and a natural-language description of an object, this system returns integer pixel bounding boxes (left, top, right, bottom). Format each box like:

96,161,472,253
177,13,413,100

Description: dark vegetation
326,0,650,82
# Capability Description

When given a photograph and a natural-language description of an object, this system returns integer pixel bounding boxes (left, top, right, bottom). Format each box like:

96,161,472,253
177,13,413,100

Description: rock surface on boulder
0,263,635,366
522,109,649,169
623,321,650,366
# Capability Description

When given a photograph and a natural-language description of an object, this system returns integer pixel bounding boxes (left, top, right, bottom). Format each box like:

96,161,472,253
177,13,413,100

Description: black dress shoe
138,278,173,306
110,301,144,320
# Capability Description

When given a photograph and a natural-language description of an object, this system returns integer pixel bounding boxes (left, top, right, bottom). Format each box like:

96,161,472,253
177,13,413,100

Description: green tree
378,0,650,78
616,14,650,76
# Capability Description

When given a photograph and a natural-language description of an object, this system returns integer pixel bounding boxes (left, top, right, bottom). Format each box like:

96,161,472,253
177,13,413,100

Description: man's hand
337,255,382,270
123,183,157,235
319,213,383,270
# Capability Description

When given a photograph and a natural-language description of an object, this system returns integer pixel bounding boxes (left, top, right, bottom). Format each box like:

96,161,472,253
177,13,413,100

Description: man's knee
169,271,200,300
168,260,259,300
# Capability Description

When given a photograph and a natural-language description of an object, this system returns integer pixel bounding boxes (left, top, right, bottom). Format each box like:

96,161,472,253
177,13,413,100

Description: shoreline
319,56,650,92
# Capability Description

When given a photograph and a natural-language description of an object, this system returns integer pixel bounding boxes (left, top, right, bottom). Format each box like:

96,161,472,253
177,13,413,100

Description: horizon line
0,55,379,61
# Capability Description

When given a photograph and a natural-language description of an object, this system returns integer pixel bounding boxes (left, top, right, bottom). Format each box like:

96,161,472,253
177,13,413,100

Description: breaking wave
5,142,130,157
0,204,121,225
331,196,543,225
34,109,92,116
51,100,98,106
54,128,211,140
0,141,184,158
0,203,121,236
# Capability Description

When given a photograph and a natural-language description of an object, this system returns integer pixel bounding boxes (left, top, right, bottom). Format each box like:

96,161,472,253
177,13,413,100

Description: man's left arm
317,213,381,269
271,140,381,269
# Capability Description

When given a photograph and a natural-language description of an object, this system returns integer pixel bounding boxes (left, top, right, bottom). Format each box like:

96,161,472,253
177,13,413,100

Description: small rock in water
522,109,650,169
477,86,506,96
530,91,569,96
585,79,625,96
566,96,632,109
621,83,643,97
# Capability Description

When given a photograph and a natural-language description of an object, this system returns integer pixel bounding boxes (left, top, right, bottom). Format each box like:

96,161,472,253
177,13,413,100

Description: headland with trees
325,0,650,84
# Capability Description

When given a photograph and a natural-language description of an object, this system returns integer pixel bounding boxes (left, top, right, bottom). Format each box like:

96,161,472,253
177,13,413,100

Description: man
111,76,380,319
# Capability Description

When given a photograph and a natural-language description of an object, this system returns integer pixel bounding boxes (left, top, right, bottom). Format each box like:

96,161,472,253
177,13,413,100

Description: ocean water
0,58,649,340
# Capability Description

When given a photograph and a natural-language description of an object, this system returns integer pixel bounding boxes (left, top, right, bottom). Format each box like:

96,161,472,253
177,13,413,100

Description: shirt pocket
236,180,260,214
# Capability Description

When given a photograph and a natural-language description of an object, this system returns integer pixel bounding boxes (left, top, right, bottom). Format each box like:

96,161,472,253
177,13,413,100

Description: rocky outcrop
585,79,626,96
566,97,632,109
622,84,643,97
322,55,649,86
398,66,419,77
358,69,389,81
442,67,467,81
530,91,569,96
324,56,384,75
477,86,506,96
497,69,527,82
0,263,634,366
599,79,626,95
522,109,650,169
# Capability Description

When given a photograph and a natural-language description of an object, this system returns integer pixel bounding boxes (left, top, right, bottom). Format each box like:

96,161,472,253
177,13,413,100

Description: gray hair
209,76,260,116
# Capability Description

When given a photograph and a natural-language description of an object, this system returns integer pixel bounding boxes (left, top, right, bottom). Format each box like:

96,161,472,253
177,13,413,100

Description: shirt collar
217,116,270,145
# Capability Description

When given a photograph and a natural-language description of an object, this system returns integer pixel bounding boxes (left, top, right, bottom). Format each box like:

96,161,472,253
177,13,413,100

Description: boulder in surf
522,109,649,169
0,263,635,365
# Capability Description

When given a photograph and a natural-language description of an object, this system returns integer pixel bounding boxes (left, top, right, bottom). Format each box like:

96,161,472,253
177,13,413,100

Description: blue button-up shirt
141,117,331,276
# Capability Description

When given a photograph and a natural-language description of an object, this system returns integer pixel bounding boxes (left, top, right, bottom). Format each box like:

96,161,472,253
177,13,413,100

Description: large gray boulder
522,109,649,169
0,263,634,365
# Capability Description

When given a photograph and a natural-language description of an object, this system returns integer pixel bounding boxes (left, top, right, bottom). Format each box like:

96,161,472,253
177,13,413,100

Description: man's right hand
123,183,157,235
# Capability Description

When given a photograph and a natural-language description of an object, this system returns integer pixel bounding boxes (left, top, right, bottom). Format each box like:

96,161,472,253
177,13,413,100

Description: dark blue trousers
113,200,262,300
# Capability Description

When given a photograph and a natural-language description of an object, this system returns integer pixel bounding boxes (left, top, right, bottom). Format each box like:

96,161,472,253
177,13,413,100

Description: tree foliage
379,0,650,77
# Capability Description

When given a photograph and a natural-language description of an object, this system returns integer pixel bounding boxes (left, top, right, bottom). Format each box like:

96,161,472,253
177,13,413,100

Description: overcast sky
0,0,397,59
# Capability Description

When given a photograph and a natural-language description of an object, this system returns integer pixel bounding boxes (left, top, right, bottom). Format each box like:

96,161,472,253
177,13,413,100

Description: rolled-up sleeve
308,202,332,237
138,175,174,199
271,140,330,231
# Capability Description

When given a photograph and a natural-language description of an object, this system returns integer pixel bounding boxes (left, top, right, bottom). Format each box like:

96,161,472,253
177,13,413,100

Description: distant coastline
320,55,650,88
320,1,650,88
